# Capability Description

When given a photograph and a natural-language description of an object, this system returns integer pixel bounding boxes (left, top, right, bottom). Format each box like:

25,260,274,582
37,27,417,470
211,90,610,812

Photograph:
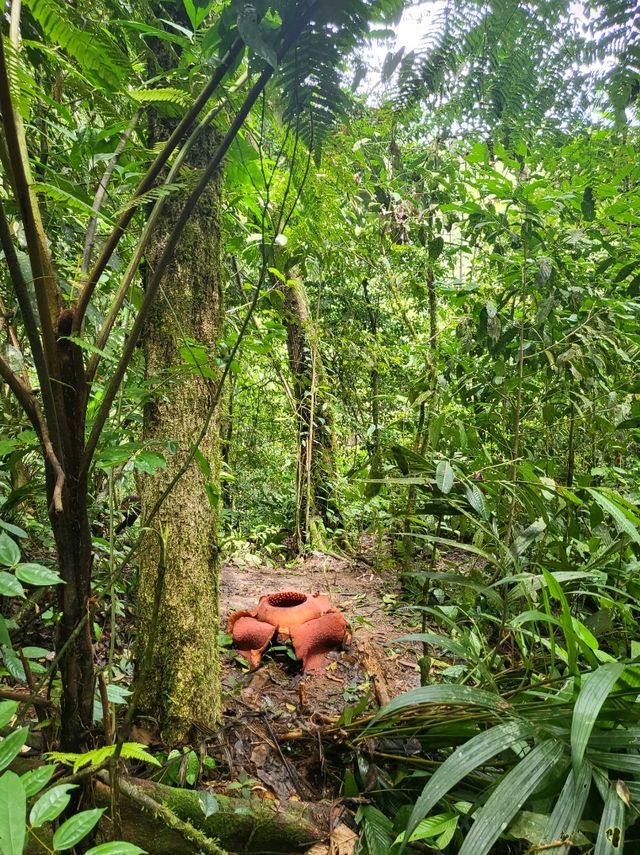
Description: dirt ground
214,549,423,852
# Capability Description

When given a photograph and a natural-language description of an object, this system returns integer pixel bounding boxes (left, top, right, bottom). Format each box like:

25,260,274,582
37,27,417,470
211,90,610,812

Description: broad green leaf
1,646,26,681
511,518,546,557
587,750,640,773
198,791,219,818
30,783,78,826
0,771,26,855
458,740,565,855
86,844,146,855
594,783,625,855
237,3,278,69
0,572,24,598
0,532,20,566
0,520,27,538
435,460,454,494
465,483,489,518
0,727,29,771
0,701,18,729
394,812,457,844
21,764,56,798
371,684,508,727
52,808,104,850
15,563,64,586
540,762,592,854
590,727,640,749
21,647,51,659
571,664,625,774
357,805,393,855
400,721,534,852
542,568,577,675
132,451,167,475
183,0,213,29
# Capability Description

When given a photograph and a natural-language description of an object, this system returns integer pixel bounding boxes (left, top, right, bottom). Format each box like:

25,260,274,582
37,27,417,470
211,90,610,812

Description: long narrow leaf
399,721,534,853
396,633,471,660
594,783,625,855
588,490,640,546
458,740,565,855
571,664,625,774
541,762,592,855
369,684,507,728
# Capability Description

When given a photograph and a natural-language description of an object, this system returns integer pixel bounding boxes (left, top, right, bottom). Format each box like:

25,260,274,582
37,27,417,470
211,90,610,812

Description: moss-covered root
99,775,329,854
98,772,228,854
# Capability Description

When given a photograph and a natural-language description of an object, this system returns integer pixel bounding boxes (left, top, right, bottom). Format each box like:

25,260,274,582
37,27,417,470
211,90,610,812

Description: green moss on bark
135,69,224,742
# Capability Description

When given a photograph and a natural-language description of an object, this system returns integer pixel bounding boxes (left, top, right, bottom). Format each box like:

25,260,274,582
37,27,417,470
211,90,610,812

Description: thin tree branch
0,349,38,424
0,352,64,510
0,28,60,344
0,687,52,707
85,104,220,386
81,110,141,275
73,37,245,329
80,14,312,476
0,197,64,461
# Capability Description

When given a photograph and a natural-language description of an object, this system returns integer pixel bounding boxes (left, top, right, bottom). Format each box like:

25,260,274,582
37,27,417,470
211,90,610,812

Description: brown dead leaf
307,823,358,855
250,742,270,767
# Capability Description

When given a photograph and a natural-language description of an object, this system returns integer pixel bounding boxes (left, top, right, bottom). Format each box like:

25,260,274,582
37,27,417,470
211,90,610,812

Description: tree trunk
283,276,340,550
135,57,224,741
48,316,94,753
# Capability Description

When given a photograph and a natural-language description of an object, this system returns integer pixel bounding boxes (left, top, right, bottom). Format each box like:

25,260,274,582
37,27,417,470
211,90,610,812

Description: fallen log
95,774,330,854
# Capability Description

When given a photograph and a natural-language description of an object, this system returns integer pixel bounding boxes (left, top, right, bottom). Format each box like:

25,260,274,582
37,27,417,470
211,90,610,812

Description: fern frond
129,87,191,108
3,39,37,122
46,742,161,773
393,0,587,141
33,182,114,225
273,0,404,160
24,0,132,91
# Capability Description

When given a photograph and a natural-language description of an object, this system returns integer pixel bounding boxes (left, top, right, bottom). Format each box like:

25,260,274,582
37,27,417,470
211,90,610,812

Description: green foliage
46,742,161,773
24,0,132,90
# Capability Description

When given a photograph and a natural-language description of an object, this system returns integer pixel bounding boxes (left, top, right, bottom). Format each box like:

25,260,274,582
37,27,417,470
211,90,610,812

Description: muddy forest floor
210,546,428,853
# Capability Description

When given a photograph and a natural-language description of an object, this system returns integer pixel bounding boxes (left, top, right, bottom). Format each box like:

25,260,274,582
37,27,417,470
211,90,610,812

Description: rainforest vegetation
0,0,639,852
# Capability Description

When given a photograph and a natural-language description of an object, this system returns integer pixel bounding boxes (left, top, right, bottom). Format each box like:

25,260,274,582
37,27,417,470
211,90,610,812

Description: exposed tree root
95,774,330,854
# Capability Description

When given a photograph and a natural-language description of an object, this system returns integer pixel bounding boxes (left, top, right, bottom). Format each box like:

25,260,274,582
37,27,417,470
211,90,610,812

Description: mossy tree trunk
283,276,341,551
135,18,224,742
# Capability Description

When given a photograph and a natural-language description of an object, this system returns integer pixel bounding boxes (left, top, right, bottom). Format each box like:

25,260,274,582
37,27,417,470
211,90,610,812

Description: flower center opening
267,591,307,608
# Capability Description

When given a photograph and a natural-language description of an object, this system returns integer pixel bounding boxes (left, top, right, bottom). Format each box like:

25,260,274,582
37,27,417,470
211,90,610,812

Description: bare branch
0,349,37,423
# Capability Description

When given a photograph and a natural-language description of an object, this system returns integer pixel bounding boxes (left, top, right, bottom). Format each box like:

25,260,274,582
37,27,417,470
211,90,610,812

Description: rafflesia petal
230,615,277,669
256,591,323,637
290,612,351,672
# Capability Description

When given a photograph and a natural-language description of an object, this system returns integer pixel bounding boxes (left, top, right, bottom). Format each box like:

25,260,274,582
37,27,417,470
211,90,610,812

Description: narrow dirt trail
215,551,421,818
220,550,421,714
